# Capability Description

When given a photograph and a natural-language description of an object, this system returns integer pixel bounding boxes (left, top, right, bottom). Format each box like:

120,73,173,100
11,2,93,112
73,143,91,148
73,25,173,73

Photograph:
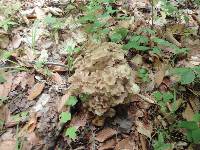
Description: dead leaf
21,74,35,89
70,111,88,129
95,128,117,142
8,34,22,50
92,115,105,127
115,138,136,150
154,64,166,86
182,104,195,121
11,72,27,90
21,132,40,150
0,105,9,129
0,140,16,150
32,93,50,112
139,134,148,150
0,34,10,49
51,73,63,85
57,91,72,112
27,82,45,100
19,113,37,136
0,73,13,98
136,121,152,139
99,139,116,150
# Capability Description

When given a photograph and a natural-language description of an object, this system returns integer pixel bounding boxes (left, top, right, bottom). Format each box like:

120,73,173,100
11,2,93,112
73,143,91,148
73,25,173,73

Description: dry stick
151,0,154,29
136,93,155,104
28,61,66,67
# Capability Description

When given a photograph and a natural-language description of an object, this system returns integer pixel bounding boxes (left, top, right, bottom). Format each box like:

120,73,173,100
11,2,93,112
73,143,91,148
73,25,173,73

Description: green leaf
192,113,200,122
162,92,173,102
191,128,200,144
65,96,78,106
110,32,122,42
0,74,6,84
171,68,196,84
178,121,198,130
59,112,71,123
153,37,171,47
65,126,77,140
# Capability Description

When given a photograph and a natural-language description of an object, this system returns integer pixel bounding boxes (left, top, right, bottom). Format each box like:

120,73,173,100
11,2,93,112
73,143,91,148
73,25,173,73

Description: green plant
44,15,64,31
0,19,17,31
65,126,77,140
153,132,172,150
153,91,174,112
79,0,117,42
59,112,71,123
137,68,150,82
65,96,78,106
109,27,128,43
178,113,200,144
170,67,200,85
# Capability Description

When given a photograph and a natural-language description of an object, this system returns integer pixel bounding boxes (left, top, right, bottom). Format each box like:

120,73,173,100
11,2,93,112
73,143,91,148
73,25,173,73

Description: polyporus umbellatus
68,42,139,116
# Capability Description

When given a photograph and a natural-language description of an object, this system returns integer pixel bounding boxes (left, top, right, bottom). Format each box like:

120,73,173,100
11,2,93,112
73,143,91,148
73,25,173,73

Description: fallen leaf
27,82,45,100
11,72,27,90
0,140,16,150
57,92,72,113
0,34,10,49
182,104,195,121
51,73,63,85
136,121,152,139
8,34,22,50
92,115,105,127
95,128,117,142
115,138,136,150
19,113,37,136
139,134,148,150
0,73,13,98
70,111,88,129
99,139,116,150
0,105,9,129
154,64,166,86
21,132,40,150
32,93,50,112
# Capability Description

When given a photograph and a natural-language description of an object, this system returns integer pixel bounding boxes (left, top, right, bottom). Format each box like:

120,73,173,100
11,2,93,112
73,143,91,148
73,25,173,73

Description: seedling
65,126,77,140
59,112,71,123
65,96,78,106
178,113,200,144
153,132,172,150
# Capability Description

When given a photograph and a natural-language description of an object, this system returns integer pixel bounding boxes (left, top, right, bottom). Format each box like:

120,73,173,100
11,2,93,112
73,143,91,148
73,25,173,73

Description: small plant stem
151,0,154,29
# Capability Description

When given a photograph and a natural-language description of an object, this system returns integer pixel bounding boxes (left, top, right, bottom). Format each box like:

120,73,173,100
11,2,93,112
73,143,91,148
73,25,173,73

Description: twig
28,61,67,67
136,93,155,104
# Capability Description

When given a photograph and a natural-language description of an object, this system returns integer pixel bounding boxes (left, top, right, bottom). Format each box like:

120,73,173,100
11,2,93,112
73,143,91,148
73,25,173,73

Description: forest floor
0,0,200,150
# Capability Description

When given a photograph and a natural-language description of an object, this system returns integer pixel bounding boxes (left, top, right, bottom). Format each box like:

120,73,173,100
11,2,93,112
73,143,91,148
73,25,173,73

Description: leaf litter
0,0,200,149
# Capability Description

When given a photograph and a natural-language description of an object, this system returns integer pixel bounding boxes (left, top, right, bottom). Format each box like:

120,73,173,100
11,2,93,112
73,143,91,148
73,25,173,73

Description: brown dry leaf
136,121,152,139
0,105,9,129
27,82,45,100
19,113,37,136
139,134,148,150
57,92,72,112
21,132,40,150
0,73,13,98
8,34,22,50
99,139,116,150
154,64,166,86
182,104,195,121
0,34,10,49
70,111,88,129
51,73,63,85
115,138,136,150
92,115,105,127
0,140,16,150
11,72,27,90
95,128,117,142
21,74,35,89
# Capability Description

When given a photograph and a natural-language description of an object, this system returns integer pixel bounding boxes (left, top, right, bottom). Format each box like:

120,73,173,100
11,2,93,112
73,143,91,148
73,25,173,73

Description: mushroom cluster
68,42,138,116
